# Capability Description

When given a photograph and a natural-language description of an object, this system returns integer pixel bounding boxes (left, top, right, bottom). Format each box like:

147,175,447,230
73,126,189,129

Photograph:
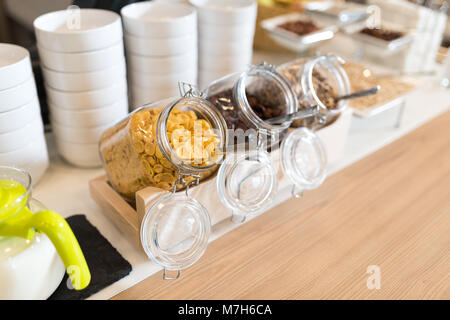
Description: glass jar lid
281,127,327,193
140,192,211,273
217,149,278,216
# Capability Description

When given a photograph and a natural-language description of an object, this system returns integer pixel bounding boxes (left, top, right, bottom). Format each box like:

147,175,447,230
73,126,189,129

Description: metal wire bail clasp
178,82,205,99
172,171,201,197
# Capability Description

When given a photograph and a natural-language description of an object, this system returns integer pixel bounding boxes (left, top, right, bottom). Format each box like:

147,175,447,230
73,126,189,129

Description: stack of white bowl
121,1,198,108
190,0,257,88
0,44,48,184
34,9,128,168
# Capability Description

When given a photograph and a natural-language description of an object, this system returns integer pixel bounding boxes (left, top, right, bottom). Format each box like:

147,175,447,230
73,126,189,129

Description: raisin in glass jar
99,95,227,201
278,54,351,129
196,62,298,149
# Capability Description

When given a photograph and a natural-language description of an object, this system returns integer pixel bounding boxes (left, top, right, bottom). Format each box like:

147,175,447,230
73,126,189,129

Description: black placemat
49,215,132,300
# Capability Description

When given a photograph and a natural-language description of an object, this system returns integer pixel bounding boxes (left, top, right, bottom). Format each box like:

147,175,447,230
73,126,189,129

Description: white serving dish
261,13,337,53
45,79,127,110
131,85,179,107
49,97,128,128
190,0,257,26
42,61,126,92
0,233,65,300
0,133,49,186
199,36,253,57
0,116,44,153
199,21,255,41
33,9,123,53
0,76,38,113
124,32,196,56
51,119,113,144
0,44,33,91
55,138,102,168
37,41,124,73
128,51,197,74
0,97,41,134
121,2,197,38
129,68,197,89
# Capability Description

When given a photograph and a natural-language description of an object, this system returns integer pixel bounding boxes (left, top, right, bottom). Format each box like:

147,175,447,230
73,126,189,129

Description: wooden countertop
114,111,450,300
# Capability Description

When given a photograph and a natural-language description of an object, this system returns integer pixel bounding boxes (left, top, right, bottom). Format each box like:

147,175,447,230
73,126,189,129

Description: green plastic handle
0,208,91,290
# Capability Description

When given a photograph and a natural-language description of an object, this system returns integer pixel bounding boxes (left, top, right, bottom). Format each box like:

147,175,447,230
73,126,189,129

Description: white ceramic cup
0,97,41,134
121,1,197,38
0,132,49,186
51,119,115,144
0,116,44,153
131,85,180,108
129,68,197,89
37,41,124,73
45,79,127,110
55,139,102,168
33,9,123,53
41,61,126,92
0,76,38,113
199,21,255,41
49,97,128,128
124,32,197,56
190,0,257,25
0,44,33,91
128,51,197,74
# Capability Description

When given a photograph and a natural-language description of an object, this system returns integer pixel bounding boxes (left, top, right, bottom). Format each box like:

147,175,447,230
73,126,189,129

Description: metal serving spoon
266,86,380,125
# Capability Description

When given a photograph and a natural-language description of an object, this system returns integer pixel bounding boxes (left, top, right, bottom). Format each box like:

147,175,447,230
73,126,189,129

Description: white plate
0,44,33,91
0,97,41,134
121,2,197,38
190,0,257,26
199,21,255,41
199,37,253,57
45,79,127,110
42,61,126,92
55,139,102,168
0,76,38,113
199,52,251,71
33,9,123,53
129,68,197,89
0,115,44,153
0,133,49,186
128,51,197,74
124,32,197,56
49,97,128,128
37,41,124,73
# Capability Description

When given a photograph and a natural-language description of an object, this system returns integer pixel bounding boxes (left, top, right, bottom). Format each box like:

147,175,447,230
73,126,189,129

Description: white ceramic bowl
128,51,197,74
0,97,41,134
124,32,197,56
0,233,65,300
0,116,44,153
42,61,126,92
131,85,179,108
38,41,124,73
121,2,197,38
49,97,128,128
190,0,257,25
199,21,255,41
51,119,114,144
199,52,251,71
33,9,123,53
45,79,127,110
129,68,197,89
0,133,49,186
0,44,33,91
199,36,253,57
55,138,102,168
0,76,38,113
